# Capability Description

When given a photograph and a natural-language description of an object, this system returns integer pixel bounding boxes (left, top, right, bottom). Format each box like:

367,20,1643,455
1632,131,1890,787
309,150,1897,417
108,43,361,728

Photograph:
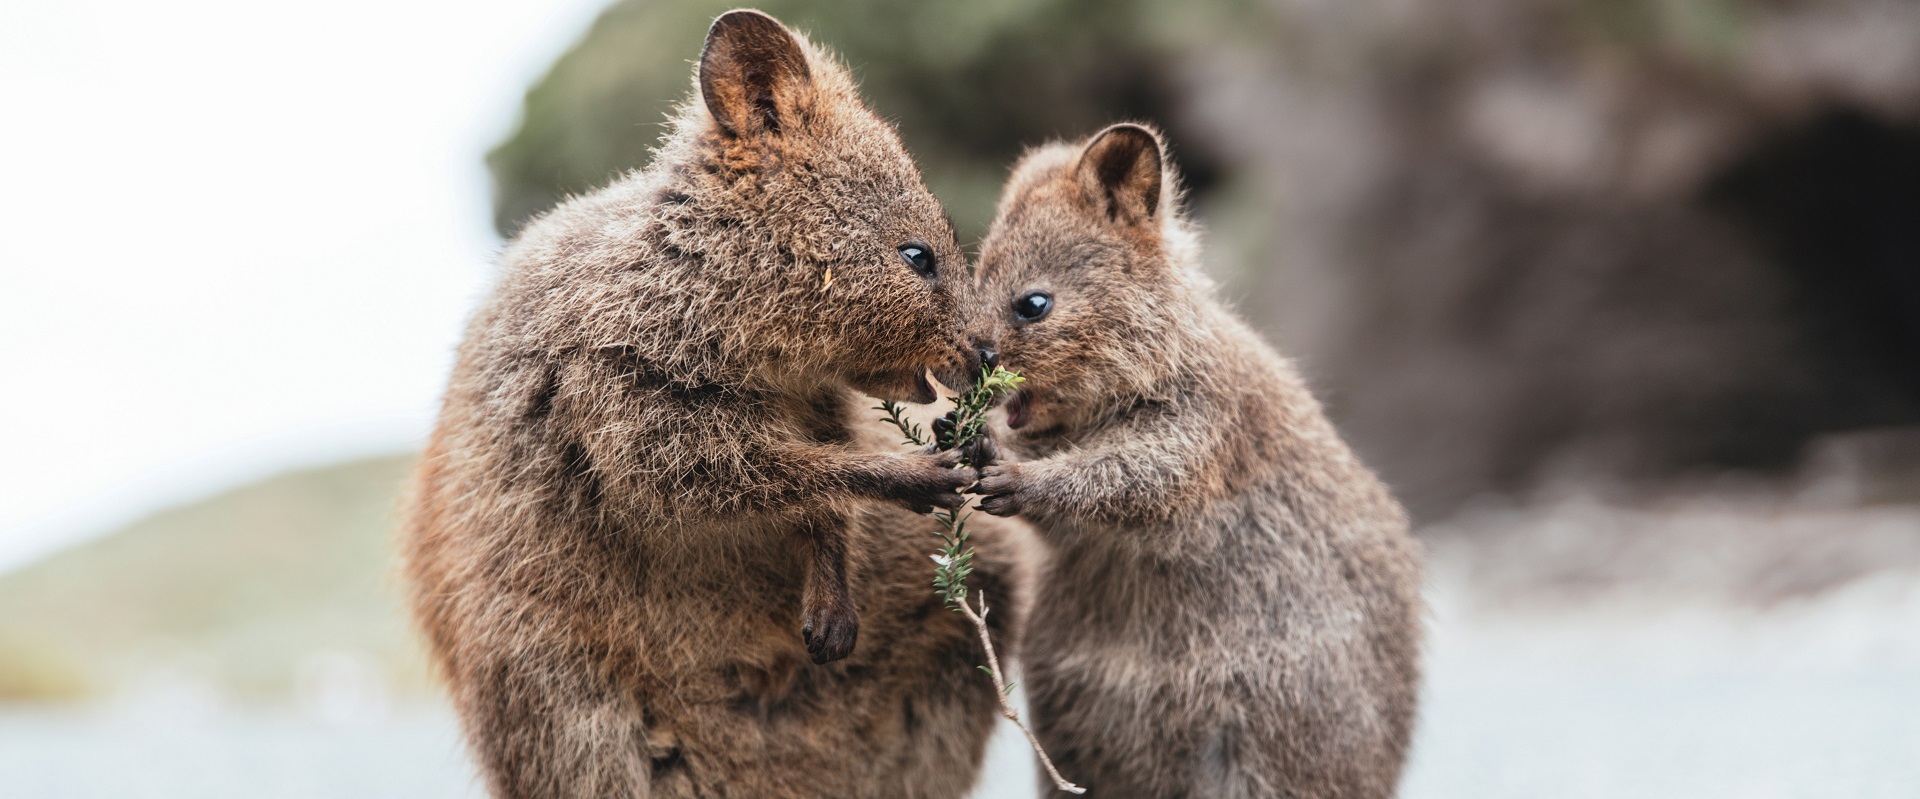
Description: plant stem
877,368,1082,792
958,591,1086,794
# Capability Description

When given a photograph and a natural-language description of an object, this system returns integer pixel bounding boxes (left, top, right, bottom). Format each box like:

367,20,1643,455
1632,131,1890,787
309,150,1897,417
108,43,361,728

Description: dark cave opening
1704,108,1920,461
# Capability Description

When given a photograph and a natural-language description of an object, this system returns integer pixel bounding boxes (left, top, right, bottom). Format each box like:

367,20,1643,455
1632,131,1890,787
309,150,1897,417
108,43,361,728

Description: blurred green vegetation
0,456,427,703
485,0,1775,243
487,0,1238,242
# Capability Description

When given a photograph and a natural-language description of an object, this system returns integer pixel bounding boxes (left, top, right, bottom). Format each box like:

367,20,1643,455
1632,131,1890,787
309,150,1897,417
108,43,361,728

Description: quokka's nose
977,347,999,371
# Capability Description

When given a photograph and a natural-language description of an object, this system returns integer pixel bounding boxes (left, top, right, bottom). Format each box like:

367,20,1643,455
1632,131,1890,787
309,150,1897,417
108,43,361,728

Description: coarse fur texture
402,11,1027,797
970,124,1425,799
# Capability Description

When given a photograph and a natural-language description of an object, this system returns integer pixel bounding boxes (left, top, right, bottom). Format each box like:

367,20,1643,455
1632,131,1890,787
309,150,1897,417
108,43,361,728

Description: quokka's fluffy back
403,11,1023,798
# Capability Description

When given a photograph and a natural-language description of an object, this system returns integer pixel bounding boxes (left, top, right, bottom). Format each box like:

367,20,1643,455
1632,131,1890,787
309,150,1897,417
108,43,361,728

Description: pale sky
0,0,610,572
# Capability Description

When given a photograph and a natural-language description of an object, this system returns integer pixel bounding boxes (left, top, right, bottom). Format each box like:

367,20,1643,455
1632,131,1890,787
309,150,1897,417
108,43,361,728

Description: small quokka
969,123,1425,798
403,11,1022,797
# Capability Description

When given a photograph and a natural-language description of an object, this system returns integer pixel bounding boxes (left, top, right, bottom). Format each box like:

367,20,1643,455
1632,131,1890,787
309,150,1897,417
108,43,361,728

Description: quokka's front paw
930,416,1002,469
876,449,973,514
971,463,1029,517
959,430,999,470
801,599,859,664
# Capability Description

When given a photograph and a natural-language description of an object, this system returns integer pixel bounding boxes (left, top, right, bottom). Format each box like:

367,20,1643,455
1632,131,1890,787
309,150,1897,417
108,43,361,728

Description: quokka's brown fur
969,124,1425,798
401,11,1027,797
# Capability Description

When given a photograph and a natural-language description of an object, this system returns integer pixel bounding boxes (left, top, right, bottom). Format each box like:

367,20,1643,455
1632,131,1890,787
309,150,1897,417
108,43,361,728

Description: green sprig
937,367,1026,459
874,399,928,448
878,366,1024,607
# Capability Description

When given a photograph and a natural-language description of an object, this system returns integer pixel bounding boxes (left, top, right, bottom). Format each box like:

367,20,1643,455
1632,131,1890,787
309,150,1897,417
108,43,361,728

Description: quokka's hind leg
455,651,652,799
799,511,859,664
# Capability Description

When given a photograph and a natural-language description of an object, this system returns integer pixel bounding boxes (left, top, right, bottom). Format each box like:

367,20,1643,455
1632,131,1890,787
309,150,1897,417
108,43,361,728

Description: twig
958,590,1086,795
879,367,1084,794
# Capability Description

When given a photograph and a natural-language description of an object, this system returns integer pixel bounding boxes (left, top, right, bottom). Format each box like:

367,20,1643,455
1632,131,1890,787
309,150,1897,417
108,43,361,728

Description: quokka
969,123,1425,798
402,11,1024,797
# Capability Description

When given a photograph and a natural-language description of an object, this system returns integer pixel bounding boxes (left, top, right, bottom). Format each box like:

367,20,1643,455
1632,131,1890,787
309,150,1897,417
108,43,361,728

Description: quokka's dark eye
898,243,936,276
1013,291,1053,323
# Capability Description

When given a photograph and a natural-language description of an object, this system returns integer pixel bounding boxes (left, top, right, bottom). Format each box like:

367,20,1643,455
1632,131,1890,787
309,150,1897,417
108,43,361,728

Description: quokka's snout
934,342,998,395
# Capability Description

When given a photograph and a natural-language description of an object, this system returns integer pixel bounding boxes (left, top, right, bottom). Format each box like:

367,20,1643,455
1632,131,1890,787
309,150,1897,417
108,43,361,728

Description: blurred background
3,0,1918,796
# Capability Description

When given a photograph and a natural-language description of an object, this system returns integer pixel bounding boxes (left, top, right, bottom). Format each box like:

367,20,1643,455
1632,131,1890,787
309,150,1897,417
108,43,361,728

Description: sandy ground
6,497,1918,798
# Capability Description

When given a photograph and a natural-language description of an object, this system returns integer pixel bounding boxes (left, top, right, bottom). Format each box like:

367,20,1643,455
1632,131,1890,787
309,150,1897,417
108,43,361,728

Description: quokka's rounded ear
699,10,813,139
1076,123,1165,228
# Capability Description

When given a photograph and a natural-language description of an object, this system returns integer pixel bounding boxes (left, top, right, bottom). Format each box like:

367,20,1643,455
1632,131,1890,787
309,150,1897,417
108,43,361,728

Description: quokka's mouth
908,369,937,404
852,366,937,405
1004,389,1033,430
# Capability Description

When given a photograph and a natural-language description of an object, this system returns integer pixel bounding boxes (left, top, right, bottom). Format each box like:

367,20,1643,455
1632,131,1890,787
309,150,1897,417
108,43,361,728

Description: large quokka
970,124,1424,798
402,11,1022,798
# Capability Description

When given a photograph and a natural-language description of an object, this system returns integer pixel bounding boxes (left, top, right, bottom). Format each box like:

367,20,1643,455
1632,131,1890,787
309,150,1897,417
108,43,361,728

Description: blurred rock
1180,0,1920,516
